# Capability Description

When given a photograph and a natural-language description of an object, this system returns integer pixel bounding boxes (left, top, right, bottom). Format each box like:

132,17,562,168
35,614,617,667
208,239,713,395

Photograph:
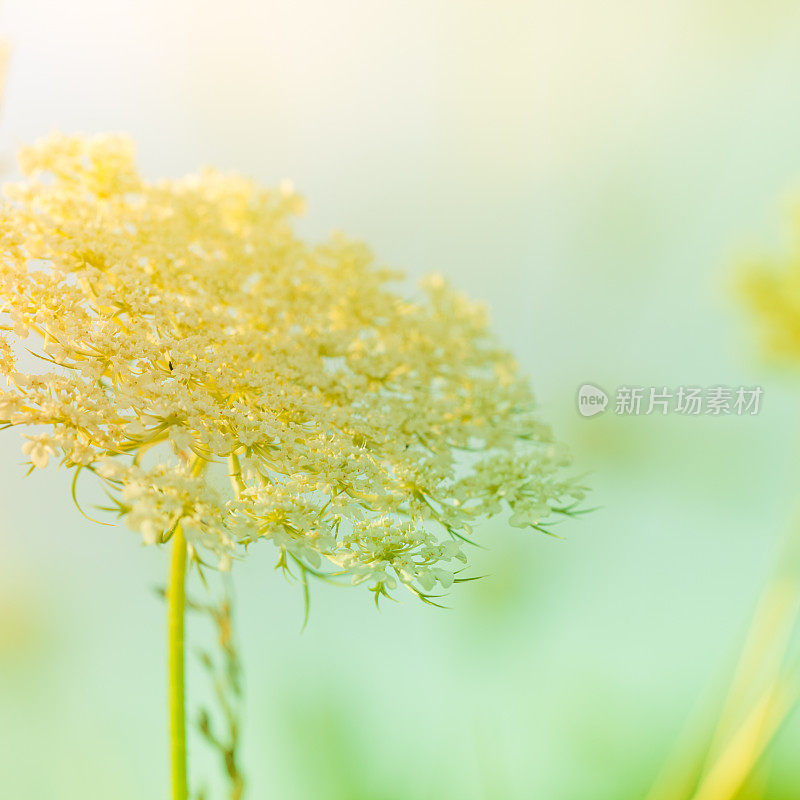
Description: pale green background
2,2,800,798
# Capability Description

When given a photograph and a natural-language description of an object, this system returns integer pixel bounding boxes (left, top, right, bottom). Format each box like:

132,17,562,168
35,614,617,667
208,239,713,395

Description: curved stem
168,525,189,800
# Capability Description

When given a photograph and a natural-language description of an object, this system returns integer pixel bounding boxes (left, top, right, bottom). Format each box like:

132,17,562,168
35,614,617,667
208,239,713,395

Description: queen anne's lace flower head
0,133,585,602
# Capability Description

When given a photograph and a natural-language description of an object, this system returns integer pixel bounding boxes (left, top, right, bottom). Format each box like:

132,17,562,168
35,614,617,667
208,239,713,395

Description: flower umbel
0,133,584,600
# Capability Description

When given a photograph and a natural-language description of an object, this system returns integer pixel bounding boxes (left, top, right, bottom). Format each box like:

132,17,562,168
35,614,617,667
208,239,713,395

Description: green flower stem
228,451,246,498
168,524,189,800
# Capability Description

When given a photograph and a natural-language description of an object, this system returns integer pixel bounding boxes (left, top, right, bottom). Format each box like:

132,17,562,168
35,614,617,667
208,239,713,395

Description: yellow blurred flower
741,261,800,358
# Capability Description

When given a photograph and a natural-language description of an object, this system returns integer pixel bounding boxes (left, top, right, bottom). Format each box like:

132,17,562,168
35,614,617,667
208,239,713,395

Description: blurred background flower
2,1,800,798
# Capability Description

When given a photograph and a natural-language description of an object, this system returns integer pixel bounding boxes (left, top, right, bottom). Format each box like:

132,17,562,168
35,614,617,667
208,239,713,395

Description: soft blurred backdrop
3,1,800,798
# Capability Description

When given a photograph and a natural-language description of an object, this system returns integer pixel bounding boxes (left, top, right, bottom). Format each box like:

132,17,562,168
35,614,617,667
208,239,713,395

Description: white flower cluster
0,134,585,600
